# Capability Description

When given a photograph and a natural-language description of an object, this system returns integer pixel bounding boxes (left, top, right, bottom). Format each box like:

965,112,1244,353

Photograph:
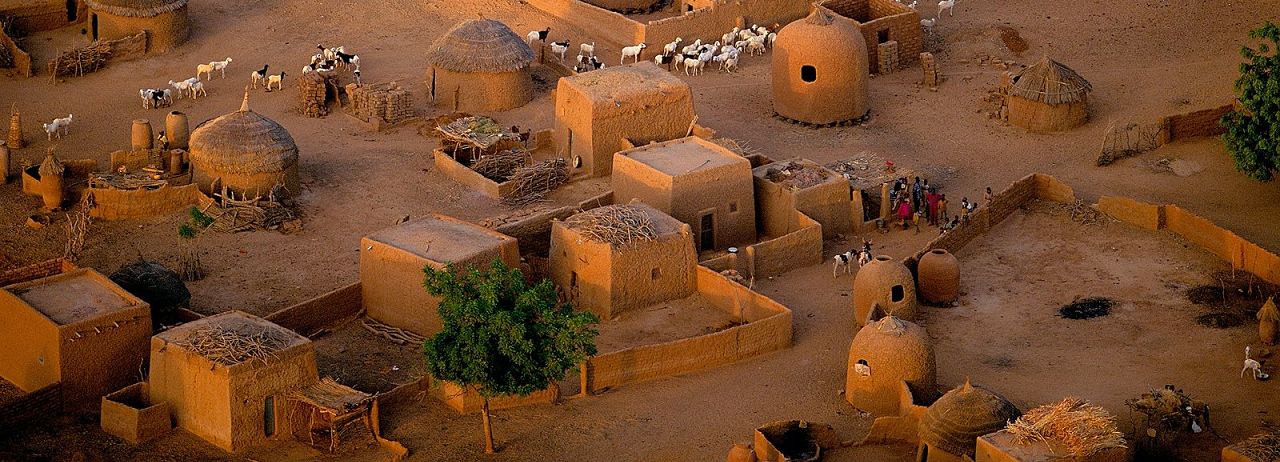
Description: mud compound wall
583,266,791,392
525,0,644,46
265,282,362,337
0,383,62,431
820,0,921,73
432,150,514,200
429,379,559,414
0,29,34,78
0,259,75,287
484,191,612,257
87,183,205,220
57,304,151,412
643,0,811,56
1159,103,1235,144
746,210,823,278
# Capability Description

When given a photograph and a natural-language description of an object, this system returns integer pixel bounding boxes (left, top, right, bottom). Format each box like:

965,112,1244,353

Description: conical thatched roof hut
772,5,869,125
918,381,1021,462
189,94,300,197
427,19,535,112
87,0,189,53
1005,57,1092,132
847,316,937,416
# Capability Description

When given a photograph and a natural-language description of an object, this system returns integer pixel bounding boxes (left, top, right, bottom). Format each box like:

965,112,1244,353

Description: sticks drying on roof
563,204,658,247
177,326,285,366
1233,433,1280,462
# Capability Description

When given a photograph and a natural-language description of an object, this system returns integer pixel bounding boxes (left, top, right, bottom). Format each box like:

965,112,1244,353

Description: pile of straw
1233,433,1280,462
48,41,111,78
1126,387,1207,433
39,152,64,178
177,326,285,366
503,158,568,206
1006,398,1126,457
472,149,529,182
564,204,658,247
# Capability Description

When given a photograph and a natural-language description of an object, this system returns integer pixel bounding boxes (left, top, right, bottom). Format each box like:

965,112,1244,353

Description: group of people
889,176,991,234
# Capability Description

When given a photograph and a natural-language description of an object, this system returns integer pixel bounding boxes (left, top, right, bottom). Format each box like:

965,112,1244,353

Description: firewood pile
177,326,286,366
471,149,530,182
298,71,333,118
361,318,425,345
206,185,299,233
48,41,111,78
502,158,568,206
347,82,415,125
564,204,658,247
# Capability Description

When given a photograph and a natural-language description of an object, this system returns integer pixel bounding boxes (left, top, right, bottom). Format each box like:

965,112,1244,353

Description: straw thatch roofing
86,0,188,17
1010,57,1092,105
190,100,298,175
428,19,534,73
920,381,1021,459
805,4,837,25
437,116,520,150
1259,297,1279,322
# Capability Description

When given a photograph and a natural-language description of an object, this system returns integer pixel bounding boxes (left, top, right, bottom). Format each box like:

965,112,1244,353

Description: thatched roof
428,19,534,74
190,96,298,175
1010,57,1092,105
1260,297,1279,322
805,4,837,26
86,0,188,17
920,381,1022,459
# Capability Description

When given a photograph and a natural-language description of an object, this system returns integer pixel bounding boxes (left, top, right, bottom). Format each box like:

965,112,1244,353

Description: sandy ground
0,0,1279,460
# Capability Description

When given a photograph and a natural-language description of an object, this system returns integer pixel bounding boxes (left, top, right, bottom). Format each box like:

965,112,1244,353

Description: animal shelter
1003,57,1093,132
772,6,870,125
611,136,757,252
918,382,1022,462
846,316,936,417
548,203,697,320
85,0,190,53
0,268,151,411
819,0,922,73
360,214,520,336
554,62,695,178
426,19,535,112
148,311,317,452
188,95,300,197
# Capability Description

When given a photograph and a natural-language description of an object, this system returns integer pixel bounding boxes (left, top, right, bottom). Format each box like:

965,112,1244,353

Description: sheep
721,31,736,46
620,43,647,65
766,32,777,48
549,40,571,62
908,0,918,9
682,56,704,76
266,71,286,91
832,250,855,277
746,36,767,56
663,38,682,55
196,63,214,80
180,77,200,98
722,54,739,73
43,114,72,140
190,81,207,99
168,79,193,99
920,18,936,28
526,27,550,45
938,0,956,17
580,41,595,57
250,64,269,89
737,29,756,41
318,44,339,61
681,39,702,55
209,57,233,78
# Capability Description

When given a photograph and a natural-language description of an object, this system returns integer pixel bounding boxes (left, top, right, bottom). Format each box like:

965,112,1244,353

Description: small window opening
878,29,890,43
855,359,870,377
651,268,661,280
800,65,816,83
891,285,905,302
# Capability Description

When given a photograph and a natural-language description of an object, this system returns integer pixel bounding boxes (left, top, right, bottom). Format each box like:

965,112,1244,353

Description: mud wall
0,258,74,287
746,210,822,278
525,0,644,45
1159,103,1235,143
432,150,514,200
429,379,559,414
265,282,362,337
57,302,151,412
87,183,204,220
0,383,61,431
643,0,811,54
583,266,791,392
0,292,60,393
486,191,612,257
0,29,34,78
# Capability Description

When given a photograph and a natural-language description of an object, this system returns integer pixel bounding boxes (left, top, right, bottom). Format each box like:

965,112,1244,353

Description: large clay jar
852,255,918,326
726,443,757,462
38,154,64,210
917,249,960,305
1259,297,1279,346
131,119,153,151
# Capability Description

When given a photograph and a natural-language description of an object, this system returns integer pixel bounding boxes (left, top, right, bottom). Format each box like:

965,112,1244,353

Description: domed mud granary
853,255,918,326
1005,57,1092,132
918,381,1021,462
771,5,869,125
427,19,535,112
846,316,937,417
86,0,190,53
917,249,960,305
189,94,300,197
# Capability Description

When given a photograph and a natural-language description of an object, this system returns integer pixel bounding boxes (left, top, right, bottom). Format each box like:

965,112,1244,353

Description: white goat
550,40,571,62
250,64,269,89
43,114,73,140
833,250,855,277
938,0,956,17
682,56,704,75
265,71,286,91
190,81,207,99
1243,346,1269,380
580,41,595,57
663,37,683,55
209,57,232,78
921,18,936,28
746,36,767,56
620,43,647,65
526,28,550,45
139,89,156,109
168,78,193,99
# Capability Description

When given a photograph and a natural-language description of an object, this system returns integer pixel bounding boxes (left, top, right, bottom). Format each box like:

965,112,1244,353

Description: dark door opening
699,213,715,251
67,0,78,22
429,69,437,101
91,14,98,40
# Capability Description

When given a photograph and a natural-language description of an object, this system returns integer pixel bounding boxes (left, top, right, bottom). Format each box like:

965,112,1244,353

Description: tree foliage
1223,21,1280,181
422,259,598,398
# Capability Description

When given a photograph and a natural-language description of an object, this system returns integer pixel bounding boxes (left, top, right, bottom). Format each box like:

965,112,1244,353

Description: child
984,186,993,205
960,197,971,223
913,209,923,233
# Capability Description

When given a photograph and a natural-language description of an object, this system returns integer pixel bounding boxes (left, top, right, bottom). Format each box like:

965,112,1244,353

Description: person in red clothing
897,198,912,230
925,187,941,226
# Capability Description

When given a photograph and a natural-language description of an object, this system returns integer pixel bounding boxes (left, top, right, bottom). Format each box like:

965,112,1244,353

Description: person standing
960,197,971,223
938,194,948,223
911,177,923,212
897,199,912,230
926,187,941,226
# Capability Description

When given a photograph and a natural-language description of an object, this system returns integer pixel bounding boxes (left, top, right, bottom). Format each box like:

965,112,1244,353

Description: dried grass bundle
178,326,284,366
1233,433,1280,462
38,152,64,177
1006,398,1126,457
472,149,529,182
503,158,568,206
563,204,658,247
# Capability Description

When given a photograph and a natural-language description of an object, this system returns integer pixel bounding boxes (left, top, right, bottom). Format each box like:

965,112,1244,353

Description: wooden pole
481,397,496,454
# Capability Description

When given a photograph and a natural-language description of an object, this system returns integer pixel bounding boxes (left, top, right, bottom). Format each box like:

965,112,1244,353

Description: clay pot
726,443,757,462
131,119,153,151
166,111,189,149
167,149,184,174
0,145,9,182
917,249,959,304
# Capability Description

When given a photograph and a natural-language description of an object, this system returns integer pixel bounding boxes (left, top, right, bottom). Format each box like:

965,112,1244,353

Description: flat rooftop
620,137,747,177
6,269,139,325
365,214,513,264
157,311,310,357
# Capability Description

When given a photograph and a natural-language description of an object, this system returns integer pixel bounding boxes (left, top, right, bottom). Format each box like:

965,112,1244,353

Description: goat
526,27,550,45
209,57,233,78
589,55,604,70
168,78,194,99
266,71,286,91
335,50,359,69
550,40,571,62
663,37,683,55
580,41,595,57
353,69,362,86
746,36,767,56
921,18,936,28
1243,346,1269,380
857,240,873,267
139,89,156,109
190,81,207,99
196,62,214,80
766,32,777,48
620,43,647,65
833,250,856,277
938,0,956,17
153,89,172,108
42,114,72,140
654,52,677,70
250,64,269,89
908,0,918,9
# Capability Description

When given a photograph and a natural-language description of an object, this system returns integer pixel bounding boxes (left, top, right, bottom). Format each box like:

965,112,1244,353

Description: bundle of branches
563,204,658,247
503,158,568,206
1233,433,1280,462
471,149,530,182
361,318,426,345
49,41,111,78
1006,398,1126,457
177,326,285,366
764,161,831,190
64,199,90,262
207,186,299,233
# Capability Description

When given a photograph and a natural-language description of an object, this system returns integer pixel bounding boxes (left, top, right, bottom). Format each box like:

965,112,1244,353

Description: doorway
91,14,98,40
66,0,78,22
429,69,436,102
699,213,715,251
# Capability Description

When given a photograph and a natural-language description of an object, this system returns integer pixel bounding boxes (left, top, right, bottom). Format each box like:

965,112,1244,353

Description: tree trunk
481,397,495,454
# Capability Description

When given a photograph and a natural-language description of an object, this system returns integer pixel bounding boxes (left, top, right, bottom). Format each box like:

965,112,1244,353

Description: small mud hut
86,0,190,53
189,94,300,197
847,316,936,417
919,381,1022,462
1004,57,1092,132
772,5,870,125
852,255,918,326
426,19,534,112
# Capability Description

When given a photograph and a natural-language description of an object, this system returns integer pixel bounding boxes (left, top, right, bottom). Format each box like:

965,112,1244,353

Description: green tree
1223,21,1280,181
422,260,597,454
177,207,214,281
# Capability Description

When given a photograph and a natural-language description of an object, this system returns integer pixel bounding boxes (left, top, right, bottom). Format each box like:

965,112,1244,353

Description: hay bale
109,259,190,323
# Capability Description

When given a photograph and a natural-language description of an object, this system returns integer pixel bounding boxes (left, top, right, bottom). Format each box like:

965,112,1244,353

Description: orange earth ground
1,0,1279,460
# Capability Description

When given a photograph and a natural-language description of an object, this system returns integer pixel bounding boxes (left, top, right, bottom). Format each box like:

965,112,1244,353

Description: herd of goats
134,45,362,111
